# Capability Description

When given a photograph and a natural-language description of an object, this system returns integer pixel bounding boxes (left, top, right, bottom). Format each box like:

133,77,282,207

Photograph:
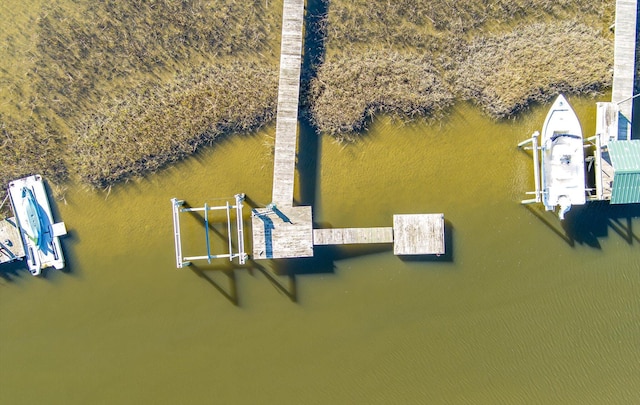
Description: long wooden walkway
313,227,394,245
271,0,305,207
612,0,638,128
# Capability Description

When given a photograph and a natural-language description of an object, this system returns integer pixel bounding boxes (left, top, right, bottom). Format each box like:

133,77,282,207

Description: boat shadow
525,202,640,248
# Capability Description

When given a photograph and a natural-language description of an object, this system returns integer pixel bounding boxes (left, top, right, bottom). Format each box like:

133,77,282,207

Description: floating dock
7,175,66,275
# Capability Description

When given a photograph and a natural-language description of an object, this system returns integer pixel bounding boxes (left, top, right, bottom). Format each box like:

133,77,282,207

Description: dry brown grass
307,0,615,134
308,50,454,137
453,21,614,118
73,62,278,188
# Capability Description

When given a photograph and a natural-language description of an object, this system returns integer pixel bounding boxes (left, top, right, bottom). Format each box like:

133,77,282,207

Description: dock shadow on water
296,0,328,207
563,202,640,248
189,263,239,306
526,202,640,248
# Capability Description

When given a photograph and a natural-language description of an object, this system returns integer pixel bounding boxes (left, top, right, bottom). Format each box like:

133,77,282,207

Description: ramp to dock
612,0,638,135
271,0,305,207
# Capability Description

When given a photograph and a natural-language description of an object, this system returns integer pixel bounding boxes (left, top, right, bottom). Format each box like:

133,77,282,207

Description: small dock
251,205,313,259
312,214,446,256
393,214,445,255
271,0,305,207
0,217,25,264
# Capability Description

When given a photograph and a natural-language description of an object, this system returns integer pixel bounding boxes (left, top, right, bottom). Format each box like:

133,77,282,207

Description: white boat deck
8,175,66,275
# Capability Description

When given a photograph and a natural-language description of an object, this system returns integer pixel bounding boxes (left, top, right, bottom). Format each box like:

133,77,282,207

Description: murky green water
2,97,640,404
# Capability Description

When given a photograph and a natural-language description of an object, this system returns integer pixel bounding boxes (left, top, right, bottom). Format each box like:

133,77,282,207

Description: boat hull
540,95,586,219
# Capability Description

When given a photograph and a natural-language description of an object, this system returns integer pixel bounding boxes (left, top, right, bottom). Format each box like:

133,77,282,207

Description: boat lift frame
519,131,598,206
517,131,542,204
171,194,247,268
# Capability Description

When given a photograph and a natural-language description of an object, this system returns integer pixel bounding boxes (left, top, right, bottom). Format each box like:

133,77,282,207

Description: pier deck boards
313,227,394,245
0,217,25,264
611,0,637,127
393,214,445,255
271,0,305,207
252,206,313,259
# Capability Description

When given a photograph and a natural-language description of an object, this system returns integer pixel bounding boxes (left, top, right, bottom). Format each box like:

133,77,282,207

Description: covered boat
21,187,43,246
540,95,586,219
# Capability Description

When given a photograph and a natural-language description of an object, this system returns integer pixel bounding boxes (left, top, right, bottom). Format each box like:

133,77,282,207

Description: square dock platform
393,214,445,255
251,205,313,259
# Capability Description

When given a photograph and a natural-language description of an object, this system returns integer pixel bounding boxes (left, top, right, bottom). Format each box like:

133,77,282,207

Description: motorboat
540,95,586,219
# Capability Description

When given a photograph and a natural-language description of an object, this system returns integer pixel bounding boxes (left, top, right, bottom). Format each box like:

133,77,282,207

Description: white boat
540,95,586,220
8,175,67,275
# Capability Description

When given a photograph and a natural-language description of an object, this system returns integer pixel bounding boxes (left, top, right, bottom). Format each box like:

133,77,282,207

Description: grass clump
453,21,613,118
308,50,454,137
73,62,278,188
0,114,68,215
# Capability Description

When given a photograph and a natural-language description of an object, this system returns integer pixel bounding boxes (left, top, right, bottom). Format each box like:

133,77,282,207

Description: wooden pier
589,0,637,201
313,227,394,245
611,0,638,131
313,214,446,256
171,0,446,265
271,0,305,208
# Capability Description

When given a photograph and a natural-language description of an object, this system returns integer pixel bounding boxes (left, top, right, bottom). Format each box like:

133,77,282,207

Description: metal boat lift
171,194,247,268
517,131,543,204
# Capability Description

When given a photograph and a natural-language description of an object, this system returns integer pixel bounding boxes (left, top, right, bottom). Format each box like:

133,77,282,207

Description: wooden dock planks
393,214,445,255
252,206,313,259
271,0,305,207
313,227,394,245
612,0,638,124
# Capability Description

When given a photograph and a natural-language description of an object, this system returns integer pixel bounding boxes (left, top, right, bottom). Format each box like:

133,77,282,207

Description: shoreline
0,0,617,214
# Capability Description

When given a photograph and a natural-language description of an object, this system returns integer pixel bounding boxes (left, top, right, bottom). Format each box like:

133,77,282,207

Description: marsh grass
0,113,68,215
308,0,615,135
454,21,613,118
33,0,278,118
74,62,277,188
309,50,454,137
0,0,281,212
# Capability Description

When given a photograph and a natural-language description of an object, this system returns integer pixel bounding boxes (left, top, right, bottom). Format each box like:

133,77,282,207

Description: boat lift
517,131,542,204
171,194,247,268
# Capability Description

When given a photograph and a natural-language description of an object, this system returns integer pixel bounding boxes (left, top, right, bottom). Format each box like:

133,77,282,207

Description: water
2,97,640,404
